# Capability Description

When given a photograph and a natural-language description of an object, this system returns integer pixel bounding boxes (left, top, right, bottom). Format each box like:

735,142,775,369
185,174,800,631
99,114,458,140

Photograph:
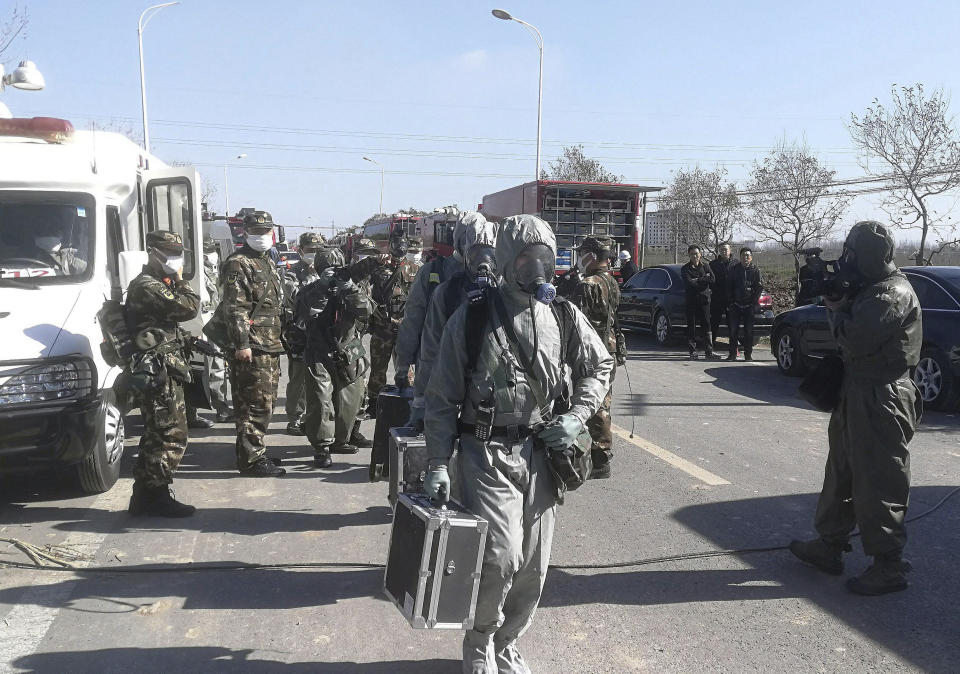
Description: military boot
705,334,722,360
129,483,196,518
215,405,235,424
314,448,333,468
329,442,359,454
186,409,214,429
349,428,373,448
846,555,911,596
285,418,305,436
788,537,850,576
240,458,286,477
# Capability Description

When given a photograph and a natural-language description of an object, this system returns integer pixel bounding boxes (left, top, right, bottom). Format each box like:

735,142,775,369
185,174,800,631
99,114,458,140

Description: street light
137,2,179,153
224,153,247,217
0,60,46,119
363,156,384,216
492,8,543,181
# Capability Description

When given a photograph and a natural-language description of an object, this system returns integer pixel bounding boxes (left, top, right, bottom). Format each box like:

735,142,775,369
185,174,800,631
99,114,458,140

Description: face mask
301,252,316,265
405,252,421,264
577,252,595,274
161,255,184,275
246,233,273,252
466,245,496,277
35,236,62,253
354,254,368,262
514,243,557,304
204,252,218,267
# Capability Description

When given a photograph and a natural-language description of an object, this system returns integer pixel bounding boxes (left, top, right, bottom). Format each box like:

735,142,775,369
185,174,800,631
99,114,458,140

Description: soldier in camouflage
126,230,200,517
366,233,421,416
281,232,323,435
570,236,624,479
215,211,286,477
298,247,373,467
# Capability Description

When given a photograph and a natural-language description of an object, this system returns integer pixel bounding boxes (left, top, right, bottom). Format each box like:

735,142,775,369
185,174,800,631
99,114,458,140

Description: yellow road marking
611,424,731,486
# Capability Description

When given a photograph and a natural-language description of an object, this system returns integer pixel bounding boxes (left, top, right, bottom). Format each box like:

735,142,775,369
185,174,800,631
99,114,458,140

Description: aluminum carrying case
388,427,461,507
384,493,488,630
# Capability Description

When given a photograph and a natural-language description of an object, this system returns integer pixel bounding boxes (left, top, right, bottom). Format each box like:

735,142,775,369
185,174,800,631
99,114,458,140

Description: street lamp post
223,153,247,217
137,2,179,153
0,60,46,118
362,156,384,215
492,9,543,181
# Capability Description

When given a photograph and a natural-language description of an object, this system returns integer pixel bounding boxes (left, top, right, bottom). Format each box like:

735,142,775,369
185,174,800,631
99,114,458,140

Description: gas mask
246,232,273,252
513,243,556,304
466,244,497,277
35,236,63,253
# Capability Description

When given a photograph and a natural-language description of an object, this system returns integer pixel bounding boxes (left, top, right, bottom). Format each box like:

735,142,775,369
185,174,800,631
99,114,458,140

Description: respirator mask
513,243,556,304
246,232,273,252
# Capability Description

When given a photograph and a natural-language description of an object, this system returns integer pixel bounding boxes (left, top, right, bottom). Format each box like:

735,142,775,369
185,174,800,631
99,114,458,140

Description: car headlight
0,360,95,405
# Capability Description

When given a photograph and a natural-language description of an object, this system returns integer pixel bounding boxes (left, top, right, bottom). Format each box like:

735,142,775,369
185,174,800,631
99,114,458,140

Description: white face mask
204,252,218,267
35,236,62,253
161,255,184,275
246,233,273,252
301,252,316,265
405,252,422,264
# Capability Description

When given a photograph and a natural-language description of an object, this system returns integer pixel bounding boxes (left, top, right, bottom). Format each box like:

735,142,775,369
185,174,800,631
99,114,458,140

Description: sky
5,0,960,241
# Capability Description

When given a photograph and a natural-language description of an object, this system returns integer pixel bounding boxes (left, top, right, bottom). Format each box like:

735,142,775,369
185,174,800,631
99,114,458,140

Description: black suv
771,266,960,411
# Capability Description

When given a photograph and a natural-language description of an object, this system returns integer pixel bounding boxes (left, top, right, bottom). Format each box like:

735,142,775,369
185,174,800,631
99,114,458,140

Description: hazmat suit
408,214,498,427
424,214,613,673
791,221,922,596
393,211,486,388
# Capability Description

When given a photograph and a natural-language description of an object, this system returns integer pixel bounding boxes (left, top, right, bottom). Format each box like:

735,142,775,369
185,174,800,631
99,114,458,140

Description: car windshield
0,193,95,285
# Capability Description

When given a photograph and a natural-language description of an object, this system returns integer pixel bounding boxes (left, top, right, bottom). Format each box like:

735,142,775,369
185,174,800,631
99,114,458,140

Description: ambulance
0,117,220,493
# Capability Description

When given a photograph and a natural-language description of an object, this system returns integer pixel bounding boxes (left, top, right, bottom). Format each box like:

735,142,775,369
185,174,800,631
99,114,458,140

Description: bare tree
540,145,623,183
746,140,849,286
849,84,960,265
88,118,143,146
0,5,28,63
659,166,740,257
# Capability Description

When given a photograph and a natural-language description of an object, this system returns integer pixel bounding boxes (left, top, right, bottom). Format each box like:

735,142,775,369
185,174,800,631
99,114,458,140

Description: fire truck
226,207,285,250
419,206,459,259
480,180,661,272
362,212,422,253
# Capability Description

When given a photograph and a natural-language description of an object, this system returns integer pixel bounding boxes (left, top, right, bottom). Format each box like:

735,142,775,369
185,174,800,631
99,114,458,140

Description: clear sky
5,0,960,240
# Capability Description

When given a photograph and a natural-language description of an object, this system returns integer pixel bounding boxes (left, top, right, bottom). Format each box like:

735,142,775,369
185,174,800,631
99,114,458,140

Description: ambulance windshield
0,194,94,285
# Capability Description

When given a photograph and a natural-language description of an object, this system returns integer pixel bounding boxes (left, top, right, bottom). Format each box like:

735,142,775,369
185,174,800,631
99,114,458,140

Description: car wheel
654,311,671,346
914,348,958,412
78,391,125,494
775,328,806,377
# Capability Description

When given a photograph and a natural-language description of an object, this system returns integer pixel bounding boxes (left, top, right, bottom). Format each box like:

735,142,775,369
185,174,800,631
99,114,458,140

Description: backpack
97,299,138,368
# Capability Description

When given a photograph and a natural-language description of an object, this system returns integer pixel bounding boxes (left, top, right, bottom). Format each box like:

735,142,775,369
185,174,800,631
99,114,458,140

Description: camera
797,248,860,301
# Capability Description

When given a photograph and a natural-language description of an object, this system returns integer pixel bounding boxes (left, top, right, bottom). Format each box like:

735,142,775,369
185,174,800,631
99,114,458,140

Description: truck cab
0,117,206,493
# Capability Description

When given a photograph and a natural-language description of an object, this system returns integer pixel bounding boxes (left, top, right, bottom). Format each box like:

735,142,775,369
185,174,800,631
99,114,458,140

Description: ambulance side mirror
119,251,149,293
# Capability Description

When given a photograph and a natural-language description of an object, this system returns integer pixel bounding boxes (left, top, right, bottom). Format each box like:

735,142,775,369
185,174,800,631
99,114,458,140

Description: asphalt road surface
2,333,959,673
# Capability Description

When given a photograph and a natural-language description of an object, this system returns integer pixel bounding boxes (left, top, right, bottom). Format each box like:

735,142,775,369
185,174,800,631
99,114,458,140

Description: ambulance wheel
78,391,125,493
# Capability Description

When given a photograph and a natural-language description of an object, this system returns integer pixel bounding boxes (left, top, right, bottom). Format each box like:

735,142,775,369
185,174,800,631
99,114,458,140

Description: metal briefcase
384,493,488,630
389,427,428,506
369,385,413,481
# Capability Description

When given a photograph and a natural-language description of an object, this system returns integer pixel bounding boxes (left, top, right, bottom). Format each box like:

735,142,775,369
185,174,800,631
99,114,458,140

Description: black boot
743,351,753,361
846,555,911,595
285,418,305,436
329,442,359,454
187,410,214,429
215,406,235,423
314,448,333,468
349,428,372,448
789,537,850,576
240,458,286,477
129,483,196,518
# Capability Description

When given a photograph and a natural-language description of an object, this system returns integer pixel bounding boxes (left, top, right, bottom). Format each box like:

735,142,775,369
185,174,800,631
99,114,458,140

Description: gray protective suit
393,212,486,387
815,221,922,558
425,214,613,674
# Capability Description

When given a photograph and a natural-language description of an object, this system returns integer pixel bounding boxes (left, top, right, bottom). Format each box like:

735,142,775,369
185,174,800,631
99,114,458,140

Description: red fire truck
419,206,459,259
480,180,661,272
362,212,422,253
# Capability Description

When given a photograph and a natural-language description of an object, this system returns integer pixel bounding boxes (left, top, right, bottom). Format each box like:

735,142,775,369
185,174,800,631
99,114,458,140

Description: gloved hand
537,414,584,451
424,463,450,503
394,367,411,390
406,397,425,432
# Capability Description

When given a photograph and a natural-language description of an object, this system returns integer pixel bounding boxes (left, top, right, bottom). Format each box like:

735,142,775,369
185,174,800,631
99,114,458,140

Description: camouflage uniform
570,237,622,471
367,251,420,405
216,227,284,470
281,233,322,430
125,232,200,487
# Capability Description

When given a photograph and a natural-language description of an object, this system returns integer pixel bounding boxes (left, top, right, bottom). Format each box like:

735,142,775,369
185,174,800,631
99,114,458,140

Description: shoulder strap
464,287,490,374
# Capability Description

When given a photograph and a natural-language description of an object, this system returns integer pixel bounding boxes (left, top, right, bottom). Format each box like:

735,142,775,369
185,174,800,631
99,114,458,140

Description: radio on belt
384,493,488,630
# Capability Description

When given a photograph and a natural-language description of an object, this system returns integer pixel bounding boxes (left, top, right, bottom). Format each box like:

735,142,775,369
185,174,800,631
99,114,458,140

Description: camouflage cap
243,210,274,232
202,235,217,253
146,230,184,255
407,236,423,252
576,235,615,257
314,247,345,272
354,237,378,254
298,232,323,251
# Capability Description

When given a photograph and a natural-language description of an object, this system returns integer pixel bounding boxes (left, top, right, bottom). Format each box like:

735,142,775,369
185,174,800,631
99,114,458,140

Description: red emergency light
0,117,74,143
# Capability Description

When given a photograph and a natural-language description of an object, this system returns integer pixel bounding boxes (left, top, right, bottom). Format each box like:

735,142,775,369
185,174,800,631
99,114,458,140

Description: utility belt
457,421,538,444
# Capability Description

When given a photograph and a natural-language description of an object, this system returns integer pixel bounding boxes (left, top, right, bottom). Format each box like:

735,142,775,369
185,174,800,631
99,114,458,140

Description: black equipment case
389,427,428,506
370,385,413,481
384,493,488,630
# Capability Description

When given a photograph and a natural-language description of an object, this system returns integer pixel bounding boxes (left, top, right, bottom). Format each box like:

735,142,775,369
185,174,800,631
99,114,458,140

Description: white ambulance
0,117,209,493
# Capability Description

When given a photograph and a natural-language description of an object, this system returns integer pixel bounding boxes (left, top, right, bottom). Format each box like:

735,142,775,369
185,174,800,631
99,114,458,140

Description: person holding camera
423,215,612,673
726,247,763,361
297,247,373,468
790,221,922,595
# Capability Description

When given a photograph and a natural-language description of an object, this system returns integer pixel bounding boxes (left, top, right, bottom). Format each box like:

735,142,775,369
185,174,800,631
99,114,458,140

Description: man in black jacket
681,245,720,360
709,243,733,351
726,247,763,361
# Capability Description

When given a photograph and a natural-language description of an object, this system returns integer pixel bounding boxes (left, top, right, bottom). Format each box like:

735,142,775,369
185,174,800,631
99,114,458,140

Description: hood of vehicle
773,303,824,325
0,285,88,360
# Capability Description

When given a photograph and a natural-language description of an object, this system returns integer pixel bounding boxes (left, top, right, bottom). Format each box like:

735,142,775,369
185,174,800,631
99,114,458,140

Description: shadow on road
703,363,812,410
542,486,960,673
11,648,458,673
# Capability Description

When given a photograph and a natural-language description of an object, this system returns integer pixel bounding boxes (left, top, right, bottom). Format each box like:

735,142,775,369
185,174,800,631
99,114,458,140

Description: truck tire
775,328,806,377
914,348,959,412
78,391,125,493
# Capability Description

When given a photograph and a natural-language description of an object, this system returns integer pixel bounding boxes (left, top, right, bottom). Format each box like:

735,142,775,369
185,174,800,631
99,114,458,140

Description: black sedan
770,266,960,411
617,264,775,346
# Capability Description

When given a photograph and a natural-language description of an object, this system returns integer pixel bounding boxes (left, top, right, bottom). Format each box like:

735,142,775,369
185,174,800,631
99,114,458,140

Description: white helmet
619,250,631,261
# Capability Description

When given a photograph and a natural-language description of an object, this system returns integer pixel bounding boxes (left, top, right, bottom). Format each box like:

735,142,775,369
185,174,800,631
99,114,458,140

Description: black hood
844,221,897,282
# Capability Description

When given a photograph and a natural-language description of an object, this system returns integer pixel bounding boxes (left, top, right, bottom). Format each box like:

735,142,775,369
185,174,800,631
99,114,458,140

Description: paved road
2,333,958,673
